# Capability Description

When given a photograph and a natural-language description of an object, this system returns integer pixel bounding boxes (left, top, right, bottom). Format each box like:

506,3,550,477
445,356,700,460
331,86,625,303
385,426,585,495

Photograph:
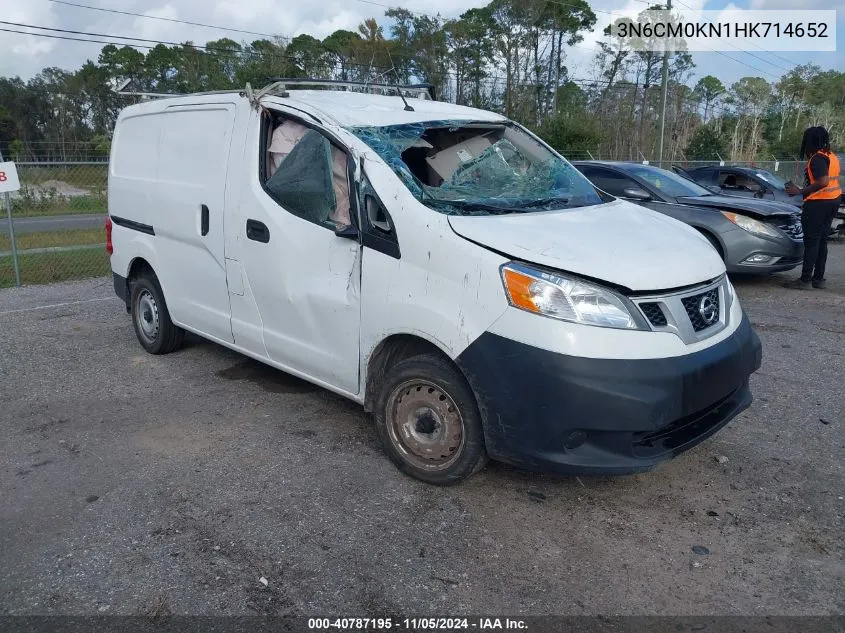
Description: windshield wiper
427,196,574,215
426,199,514,215
510,196,571,209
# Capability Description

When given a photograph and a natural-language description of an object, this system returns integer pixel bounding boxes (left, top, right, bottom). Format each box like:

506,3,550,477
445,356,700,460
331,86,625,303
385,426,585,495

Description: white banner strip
610,10,837,53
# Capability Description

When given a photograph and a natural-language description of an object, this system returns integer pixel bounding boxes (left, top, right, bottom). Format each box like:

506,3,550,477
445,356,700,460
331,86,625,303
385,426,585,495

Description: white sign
0,161,21,193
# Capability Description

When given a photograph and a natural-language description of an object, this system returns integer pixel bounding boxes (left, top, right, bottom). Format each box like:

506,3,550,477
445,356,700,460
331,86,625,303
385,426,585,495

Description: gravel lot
1,245,843,617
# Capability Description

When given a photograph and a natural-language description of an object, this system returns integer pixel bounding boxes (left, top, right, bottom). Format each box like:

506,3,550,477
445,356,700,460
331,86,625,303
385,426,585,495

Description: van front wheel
374,354,487,485
130,273,184,355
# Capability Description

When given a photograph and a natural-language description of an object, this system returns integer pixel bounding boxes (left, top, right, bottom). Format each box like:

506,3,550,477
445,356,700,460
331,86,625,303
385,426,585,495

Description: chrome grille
681,288,720,332
640,302,667,327
632,276,729,344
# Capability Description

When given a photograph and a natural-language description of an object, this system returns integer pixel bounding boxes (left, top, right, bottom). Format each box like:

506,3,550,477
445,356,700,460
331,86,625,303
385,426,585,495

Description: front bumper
723,230,803,274
456,315,762,475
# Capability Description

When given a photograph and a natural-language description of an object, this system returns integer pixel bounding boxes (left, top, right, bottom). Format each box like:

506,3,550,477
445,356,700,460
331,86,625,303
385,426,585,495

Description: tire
130,272,185,355
373,353,487,485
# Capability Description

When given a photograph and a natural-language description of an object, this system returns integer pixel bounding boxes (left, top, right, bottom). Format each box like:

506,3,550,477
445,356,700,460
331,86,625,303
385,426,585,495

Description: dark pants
801,199,839,281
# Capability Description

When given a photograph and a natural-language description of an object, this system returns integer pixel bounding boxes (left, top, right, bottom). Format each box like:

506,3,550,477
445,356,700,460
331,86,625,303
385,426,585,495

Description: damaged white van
108,82,762,485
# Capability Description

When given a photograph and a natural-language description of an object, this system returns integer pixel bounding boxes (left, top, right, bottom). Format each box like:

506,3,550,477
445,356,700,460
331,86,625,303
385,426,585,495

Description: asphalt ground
0,245,843,617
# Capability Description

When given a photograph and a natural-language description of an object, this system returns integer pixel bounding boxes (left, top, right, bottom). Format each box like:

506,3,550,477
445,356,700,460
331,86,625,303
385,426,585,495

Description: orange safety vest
805,149,842,201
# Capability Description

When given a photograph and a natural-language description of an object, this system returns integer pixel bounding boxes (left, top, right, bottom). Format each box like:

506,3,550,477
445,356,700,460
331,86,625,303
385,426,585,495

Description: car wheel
374,354,487,485
131,272,185,355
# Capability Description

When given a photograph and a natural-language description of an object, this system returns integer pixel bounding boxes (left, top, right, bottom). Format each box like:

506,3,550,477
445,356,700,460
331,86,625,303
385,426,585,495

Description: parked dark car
678,162,845,236
676,164,803,207
573,161,804,275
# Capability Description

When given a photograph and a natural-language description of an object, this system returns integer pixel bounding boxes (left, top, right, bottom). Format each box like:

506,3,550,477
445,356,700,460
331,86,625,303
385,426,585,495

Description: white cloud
0,0,58,75
750,0,845,8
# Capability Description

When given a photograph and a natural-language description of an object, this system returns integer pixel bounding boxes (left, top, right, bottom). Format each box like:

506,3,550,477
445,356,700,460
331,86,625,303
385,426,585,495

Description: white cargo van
107,83,762,485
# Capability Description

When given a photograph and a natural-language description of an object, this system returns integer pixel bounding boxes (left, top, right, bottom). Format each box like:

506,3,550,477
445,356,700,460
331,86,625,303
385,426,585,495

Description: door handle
200,204,210,236
246,219,270,243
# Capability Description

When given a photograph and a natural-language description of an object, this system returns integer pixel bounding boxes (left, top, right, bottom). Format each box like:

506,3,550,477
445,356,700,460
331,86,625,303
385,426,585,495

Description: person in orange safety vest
784,126,841,289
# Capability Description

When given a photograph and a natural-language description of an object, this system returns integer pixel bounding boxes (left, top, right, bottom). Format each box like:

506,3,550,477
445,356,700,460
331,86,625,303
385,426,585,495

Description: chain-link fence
1,162,109,288
1,158,838,289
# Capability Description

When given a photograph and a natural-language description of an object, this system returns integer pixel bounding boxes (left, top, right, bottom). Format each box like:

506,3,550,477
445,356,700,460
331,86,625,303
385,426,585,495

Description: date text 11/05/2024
308,618,529,630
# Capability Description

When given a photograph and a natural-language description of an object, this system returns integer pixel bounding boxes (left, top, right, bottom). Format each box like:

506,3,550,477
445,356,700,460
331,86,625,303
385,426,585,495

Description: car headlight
721,212,782,239
501,262,644,330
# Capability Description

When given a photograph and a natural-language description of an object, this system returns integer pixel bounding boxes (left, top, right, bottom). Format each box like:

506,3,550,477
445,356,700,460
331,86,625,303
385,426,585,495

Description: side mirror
707,185,722,194
622,188,652,201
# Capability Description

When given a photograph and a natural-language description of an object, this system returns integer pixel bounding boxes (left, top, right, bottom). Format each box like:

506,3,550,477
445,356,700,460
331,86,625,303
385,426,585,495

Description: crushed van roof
264,90,506,128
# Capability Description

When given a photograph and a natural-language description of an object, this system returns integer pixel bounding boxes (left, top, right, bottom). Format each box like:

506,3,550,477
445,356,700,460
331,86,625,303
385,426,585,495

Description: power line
0,26,163,50
0,20,216,48
0,20,763,118
0,24,408,74
48,0,787,83
671,0,797,73
0,27,739,122
45,0,291,41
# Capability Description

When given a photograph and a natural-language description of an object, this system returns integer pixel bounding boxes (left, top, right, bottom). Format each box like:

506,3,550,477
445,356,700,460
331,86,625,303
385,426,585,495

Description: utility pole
658,0,672,167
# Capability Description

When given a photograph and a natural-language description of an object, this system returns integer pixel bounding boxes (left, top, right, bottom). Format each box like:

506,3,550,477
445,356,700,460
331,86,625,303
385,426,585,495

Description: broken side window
263,114,352,228
265,129,338,227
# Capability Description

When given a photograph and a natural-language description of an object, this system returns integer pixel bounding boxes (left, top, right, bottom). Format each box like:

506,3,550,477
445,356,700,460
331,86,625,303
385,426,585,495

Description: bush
685,125,728,160
533,113,604,158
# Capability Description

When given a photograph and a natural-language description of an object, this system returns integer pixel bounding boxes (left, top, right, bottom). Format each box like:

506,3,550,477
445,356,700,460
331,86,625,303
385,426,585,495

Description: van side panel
109,111,163,248
149,104,237,343
356,158,510,374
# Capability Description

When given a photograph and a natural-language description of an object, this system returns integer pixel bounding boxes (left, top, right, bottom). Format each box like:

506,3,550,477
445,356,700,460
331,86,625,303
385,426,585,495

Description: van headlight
721,212,782,239
501,262,644,330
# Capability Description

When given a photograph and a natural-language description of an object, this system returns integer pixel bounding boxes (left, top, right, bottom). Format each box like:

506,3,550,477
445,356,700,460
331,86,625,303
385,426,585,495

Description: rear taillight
105,216,113,255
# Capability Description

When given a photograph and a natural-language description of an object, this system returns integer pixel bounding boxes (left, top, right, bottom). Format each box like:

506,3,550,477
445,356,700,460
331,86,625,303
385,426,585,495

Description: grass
10,193,107,217
0,227,109,287
0,228,105,252
0,249,110,288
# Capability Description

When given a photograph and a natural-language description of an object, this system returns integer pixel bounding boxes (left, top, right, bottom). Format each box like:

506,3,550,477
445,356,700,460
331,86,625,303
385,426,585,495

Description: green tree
692,76,725,123
534,110,604,156
445,8,496,107
286,34,329,78
323,30,363,81
685,125,727,160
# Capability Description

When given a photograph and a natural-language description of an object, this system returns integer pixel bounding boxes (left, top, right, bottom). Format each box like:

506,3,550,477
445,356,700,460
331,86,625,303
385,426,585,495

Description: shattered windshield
350,120,604,215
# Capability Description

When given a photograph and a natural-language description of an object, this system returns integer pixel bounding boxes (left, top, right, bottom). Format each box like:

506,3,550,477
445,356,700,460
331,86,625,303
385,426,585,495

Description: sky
0,0,842,87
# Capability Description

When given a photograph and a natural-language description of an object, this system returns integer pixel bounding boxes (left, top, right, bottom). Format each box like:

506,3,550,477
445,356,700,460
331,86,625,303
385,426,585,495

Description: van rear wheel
374,354,487,485
130,273,184,355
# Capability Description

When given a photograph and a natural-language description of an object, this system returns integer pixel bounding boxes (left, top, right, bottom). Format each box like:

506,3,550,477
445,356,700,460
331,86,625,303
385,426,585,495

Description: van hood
447,199,725,292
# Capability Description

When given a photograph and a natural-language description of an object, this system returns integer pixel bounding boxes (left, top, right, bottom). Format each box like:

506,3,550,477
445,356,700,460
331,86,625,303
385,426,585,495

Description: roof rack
114,78,244,100
268,78,436,101
112,78,436,102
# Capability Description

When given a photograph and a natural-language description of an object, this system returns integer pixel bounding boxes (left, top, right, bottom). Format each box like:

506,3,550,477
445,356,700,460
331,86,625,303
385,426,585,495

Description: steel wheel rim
135,289,160,344
385,379,464,472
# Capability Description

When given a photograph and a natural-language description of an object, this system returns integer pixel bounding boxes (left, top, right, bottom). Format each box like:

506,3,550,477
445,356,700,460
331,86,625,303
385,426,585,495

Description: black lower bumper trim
456,314,762,475
113,272,128,310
